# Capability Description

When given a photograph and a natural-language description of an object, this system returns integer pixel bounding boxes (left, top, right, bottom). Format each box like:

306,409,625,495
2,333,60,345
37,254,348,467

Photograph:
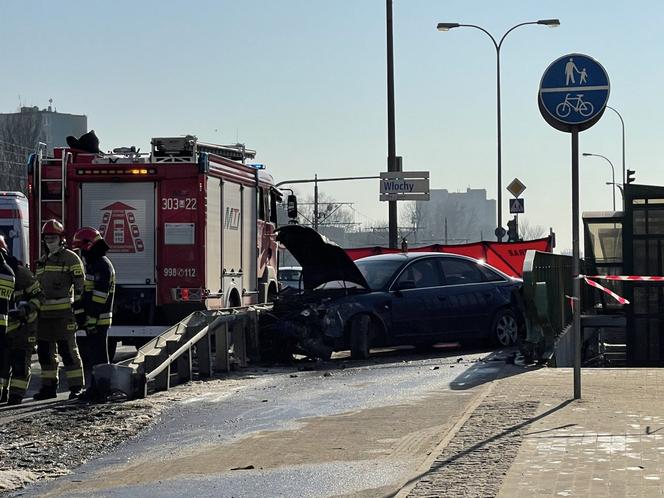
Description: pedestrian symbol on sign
509,198,524,214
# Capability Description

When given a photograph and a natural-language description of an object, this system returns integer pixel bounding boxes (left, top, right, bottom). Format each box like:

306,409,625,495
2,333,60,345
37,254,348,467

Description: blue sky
2,0,663,250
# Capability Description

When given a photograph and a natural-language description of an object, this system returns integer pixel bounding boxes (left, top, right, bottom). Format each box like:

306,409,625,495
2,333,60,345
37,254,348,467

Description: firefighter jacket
35,247,85,321
6,256,43,334
0,253,15,333
82,255,115,328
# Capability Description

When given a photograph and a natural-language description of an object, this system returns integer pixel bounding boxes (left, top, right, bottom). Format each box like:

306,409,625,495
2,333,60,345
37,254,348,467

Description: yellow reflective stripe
41,370,58,379
65,368,83,379
67,322,76,331
41,303,71,311
30,298,41,310
0,273,14,283
7,322,20,332
98,318,112,325
43,265,66,271
44,297,72,304
92,295,107,304
9,378,28,389
84,282,95,291
87,317,98,325
70,265,84,276
27,312,38,323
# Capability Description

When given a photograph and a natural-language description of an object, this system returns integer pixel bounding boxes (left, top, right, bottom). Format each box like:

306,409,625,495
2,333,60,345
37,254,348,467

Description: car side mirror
395,280,416,291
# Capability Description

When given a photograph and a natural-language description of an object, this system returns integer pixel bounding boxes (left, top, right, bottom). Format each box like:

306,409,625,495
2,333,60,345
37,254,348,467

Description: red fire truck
27,135,282,347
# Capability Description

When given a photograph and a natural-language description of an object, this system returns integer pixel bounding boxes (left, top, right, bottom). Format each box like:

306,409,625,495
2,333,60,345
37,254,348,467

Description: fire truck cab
28,135,281,345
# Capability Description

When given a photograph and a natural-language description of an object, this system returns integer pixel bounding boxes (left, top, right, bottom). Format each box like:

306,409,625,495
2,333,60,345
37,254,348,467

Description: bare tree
518,217,547,240
0,111,44,192
299,192,355,229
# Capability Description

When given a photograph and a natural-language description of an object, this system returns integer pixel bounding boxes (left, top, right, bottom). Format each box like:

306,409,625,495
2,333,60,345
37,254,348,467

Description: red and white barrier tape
581,274,664,282
582,277,630,305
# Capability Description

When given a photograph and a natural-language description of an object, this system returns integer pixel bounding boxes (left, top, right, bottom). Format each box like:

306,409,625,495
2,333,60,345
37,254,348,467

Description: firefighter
0,246,15,403
34,220,86,400
71,227,115,399
0,235,43,405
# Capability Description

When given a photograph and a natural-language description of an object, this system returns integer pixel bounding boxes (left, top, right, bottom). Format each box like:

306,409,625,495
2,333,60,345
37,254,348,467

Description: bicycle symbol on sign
555,93,594,118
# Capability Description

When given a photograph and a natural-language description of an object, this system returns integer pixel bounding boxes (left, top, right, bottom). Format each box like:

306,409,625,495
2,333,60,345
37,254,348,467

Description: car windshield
278,269,302,281
355,259,404,290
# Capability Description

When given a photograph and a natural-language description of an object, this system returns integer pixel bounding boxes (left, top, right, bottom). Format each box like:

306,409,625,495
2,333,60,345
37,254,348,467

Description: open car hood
276,225,369,291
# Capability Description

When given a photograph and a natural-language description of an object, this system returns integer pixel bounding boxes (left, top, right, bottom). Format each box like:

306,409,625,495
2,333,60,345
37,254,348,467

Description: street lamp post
583,153,616,211
437,19,560,241
605,105,626,188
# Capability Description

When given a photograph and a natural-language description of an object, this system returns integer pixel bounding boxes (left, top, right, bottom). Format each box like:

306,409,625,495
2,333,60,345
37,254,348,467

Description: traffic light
507,217,519,243
626,169,636,184
287,194,298,223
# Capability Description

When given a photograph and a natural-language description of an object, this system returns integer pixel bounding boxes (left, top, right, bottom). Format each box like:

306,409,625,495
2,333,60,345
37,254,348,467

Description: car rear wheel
350,315,371,360
492,309,518,347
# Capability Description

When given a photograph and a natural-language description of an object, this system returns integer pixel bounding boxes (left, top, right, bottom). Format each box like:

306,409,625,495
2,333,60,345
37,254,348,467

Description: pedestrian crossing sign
509,198,524,214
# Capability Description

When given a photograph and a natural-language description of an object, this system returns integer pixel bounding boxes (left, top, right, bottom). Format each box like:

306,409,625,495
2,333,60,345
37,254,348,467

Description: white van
0,192,30,264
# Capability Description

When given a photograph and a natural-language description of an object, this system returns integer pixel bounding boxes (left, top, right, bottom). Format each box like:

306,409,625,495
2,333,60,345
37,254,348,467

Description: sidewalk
405,367,664,497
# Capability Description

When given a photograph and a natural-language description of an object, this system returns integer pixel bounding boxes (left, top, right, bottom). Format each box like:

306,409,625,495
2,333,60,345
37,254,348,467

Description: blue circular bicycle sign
539,53,610,132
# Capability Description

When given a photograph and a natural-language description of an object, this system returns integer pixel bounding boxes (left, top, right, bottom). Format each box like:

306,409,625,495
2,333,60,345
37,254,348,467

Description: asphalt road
18,344,512,498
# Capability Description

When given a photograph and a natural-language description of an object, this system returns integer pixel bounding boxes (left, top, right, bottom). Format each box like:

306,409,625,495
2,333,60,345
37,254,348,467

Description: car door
438,257,493,337
390,258,445,342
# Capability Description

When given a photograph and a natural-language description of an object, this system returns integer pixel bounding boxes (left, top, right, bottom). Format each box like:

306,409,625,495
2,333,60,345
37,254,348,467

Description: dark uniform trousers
37,316,84,390
0,262,14,397
3,263,43,398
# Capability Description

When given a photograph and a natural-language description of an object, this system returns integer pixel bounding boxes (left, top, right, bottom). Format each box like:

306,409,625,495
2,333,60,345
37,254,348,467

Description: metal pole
611,163,616,211
572,130,581,400
386,0,398,249
313,174,319,232
607,106,626,188
495,46,503,241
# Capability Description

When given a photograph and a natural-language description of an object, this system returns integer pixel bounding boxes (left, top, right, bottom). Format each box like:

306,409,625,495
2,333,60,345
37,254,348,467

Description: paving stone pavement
405,367,664,498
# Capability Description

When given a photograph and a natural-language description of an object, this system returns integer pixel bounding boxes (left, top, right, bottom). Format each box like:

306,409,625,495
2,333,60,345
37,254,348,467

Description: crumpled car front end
260,225,373,361
262,287,371,360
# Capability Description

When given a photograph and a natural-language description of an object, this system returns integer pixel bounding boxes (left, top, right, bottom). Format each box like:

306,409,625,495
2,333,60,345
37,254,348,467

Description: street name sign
509,198,525,214
507,178,526,198
539,53,610,132
379,171,430,201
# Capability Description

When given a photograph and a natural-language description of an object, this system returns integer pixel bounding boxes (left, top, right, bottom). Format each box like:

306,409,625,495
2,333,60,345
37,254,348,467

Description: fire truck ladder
91,304,272,400
35,150,70,257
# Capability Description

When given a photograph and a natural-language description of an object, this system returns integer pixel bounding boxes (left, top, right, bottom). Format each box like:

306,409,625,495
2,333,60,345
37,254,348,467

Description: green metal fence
521,250,592,363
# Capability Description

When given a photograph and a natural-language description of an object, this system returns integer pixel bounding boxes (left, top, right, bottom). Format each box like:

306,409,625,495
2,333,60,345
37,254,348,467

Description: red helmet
42,219,65,236
72,227,103,251
0,235,7,254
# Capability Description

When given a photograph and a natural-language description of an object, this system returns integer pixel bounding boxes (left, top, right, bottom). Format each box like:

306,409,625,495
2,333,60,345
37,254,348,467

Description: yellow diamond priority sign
507,178,526,198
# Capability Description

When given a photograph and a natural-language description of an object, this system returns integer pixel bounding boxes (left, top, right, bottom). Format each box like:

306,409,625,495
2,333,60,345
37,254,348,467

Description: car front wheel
492,309,519,347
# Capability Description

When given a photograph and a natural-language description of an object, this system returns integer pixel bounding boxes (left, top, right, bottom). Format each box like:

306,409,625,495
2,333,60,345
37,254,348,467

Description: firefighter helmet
72,227,104,251
0,235,7,254
41,219,65,237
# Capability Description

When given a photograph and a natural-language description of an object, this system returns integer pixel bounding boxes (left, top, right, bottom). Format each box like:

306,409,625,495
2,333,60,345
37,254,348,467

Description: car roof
356,252,512,279
357,252,478,263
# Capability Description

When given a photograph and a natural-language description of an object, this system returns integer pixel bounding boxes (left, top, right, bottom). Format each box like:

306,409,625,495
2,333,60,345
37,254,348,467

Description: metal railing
91,304,271,400
521,250,585,364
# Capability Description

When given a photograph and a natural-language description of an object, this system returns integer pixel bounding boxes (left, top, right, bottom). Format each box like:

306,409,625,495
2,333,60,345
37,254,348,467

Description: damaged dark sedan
262,225,523,361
